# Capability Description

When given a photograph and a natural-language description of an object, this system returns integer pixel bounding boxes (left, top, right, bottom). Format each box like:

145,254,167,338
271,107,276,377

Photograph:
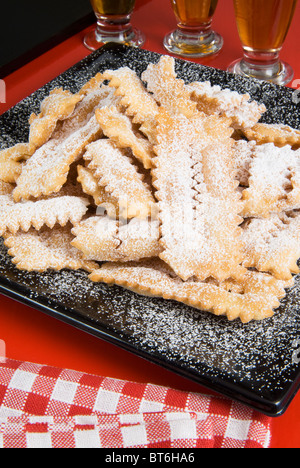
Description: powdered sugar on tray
0,235,299,395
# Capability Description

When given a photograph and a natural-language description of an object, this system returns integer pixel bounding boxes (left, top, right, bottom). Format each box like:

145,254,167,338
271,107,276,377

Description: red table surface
0,0,300,449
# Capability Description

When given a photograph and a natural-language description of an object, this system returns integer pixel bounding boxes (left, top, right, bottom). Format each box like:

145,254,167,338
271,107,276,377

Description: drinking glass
163,0,223,58
84,0,145,51
228,0,298,85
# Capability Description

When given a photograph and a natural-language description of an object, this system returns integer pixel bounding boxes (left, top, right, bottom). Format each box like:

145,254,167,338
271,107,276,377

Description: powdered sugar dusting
71,216,160,262
12,87,118,202
242,143,300,217
84,139,156,218
2,226,97,273
0,194,89,235
187,80,266,129
153,110,244,282
242,211,300,280
0,235,299,398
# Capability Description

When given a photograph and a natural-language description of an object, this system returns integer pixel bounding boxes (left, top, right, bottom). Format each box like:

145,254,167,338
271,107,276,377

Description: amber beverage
233,0,298,51
229,0,298,85
171,0,219,26
90,0,136,17
84,0,145,51
164,0,222,57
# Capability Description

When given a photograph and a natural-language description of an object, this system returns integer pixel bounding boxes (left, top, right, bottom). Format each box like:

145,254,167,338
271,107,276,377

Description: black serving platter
1,43,300,417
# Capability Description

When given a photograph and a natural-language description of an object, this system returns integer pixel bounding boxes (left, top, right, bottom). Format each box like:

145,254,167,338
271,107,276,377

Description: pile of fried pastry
1,55,300,323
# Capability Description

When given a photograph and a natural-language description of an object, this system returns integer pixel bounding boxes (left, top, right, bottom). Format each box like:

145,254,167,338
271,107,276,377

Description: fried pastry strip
188,81,266,130
141,55,198,118
12,122,100,202
0,89,83,184
89,258,291,323
83,139,157,219
0,86,111,185
78,73,104,96
3,225,97,273
95,106,154,169
12,87,117,201
28,88,83,148
0,180,14,195
242,144,300,217
241,211,300,280
0,143,35,183
71,216,161,262
243,122,300,148
232,140,256,187
102,67,159,141
77,165,119,218
0,194,89,235
153,108,245,282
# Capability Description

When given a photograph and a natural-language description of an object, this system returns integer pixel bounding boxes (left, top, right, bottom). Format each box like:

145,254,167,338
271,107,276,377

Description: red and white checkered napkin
0,358,271,448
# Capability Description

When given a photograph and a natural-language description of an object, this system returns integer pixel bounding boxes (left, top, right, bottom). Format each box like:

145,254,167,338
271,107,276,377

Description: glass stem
228,45,294,85
177,20,213,39
241,48,282,76
163,17,223,58
95,13,132,38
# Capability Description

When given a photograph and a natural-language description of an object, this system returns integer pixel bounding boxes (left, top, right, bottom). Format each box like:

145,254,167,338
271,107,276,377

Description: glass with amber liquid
163,0,223,57
84,0,145,51
228,0,298,85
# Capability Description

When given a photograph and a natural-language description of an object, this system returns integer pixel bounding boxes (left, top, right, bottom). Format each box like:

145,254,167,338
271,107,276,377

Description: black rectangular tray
1,43,300,417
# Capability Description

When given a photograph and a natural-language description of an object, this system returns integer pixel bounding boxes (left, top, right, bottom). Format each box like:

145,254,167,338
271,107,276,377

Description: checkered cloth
0,358,271,448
